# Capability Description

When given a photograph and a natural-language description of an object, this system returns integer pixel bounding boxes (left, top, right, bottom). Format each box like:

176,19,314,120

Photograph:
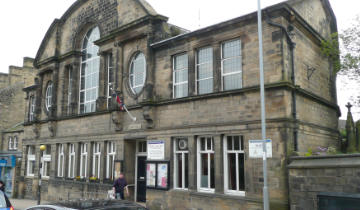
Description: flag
112,92,124,111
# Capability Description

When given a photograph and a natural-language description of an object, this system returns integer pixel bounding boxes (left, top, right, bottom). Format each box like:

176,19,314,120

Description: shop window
80,143,88,178
58,144,64,177
92,143,101,178
106,142,116,180
45,81,53,111
173,138,189,189
197,136,215,193
27,146,35,176
79,27,100,114
221,39,242,91
29,95,36,121
223,135,245,195
173,53,188,98
68,144,76,178
107,54,114,108
196,47,213,94
129,52,146,95
41,146,51,178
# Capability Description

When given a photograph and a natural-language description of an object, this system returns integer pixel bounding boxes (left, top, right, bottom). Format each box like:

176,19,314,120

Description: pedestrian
0,181,5,192
112,173,129,200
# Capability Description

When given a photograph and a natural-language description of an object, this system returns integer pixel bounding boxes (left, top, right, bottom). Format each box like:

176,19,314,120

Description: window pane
175,69,188,83
198,79,213,95
228,153,236,190
223,58,241,74
207,138,212,150
234,137,240,150
185,153,189,188
223,40,241,58
174,83,188,98
238,154,245,191
200,138,206,151
198,47,212,64
224,73,242,90
175,54,188,70
210,153,215,189
176,153,182,188
227,136,233,150
200,154,208,188
197,63,213,79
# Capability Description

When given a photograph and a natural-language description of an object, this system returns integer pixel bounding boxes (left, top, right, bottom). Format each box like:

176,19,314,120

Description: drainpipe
265,11,297,209
265,12,297,151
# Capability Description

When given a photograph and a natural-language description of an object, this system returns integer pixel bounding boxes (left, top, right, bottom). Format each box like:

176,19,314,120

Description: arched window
45,81,53,111
79,27,100,114
129,53,146,94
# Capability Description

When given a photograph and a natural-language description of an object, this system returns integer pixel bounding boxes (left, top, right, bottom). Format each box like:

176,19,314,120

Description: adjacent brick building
0,57,36,197
20,0,339,209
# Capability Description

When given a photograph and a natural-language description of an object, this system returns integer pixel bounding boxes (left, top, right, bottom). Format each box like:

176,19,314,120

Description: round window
129,53,146,95
45,81,53,111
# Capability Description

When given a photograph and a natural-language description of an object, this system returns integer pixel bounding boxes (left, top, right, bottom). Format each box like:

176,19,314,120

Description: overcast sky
0,0,359,120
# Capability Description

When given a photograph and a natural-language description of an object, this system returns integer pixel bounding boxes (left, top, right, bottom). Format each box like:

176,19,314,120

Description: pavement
10,199,45,210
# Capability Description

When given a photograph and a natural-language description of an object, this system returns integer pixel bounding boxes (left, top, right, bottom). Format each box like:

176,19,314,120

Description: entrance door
136,156,146,202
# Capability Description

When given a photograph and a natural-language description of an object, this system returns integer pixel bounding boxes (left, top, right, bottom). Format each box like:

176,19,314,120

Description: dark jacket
113,178,128,193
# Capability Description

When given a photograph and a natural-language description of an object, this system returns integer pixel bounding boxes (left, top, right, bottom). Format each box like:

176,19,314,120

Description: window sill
173,188,188,191
198,188,215,193
225,191,245,197
26,175,35,178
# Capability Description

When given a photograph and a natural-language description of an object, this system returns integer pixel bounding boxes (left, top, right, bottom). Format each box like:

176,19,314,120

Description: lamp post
37,145,46,205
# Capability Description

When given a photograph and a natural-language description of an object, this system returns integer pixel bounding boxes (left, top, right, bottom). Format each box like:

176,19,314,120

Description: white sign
249,139,272,158
147,140,165,160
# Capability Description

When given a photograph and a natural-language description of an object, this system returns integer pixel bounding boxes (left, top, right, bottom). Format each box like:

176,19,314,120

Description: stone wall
288,155,360,210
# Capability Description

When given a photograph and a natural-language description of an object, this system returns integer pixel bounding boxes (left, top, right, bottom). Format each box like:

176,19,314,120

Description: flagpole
123,104,137,122
257,0,269,209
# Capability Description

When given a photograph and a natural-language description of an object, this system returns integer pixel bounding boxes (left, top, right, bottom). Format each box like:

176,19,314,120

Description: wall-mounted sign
147,140,165,160
249,139,272,158
114,160,123,179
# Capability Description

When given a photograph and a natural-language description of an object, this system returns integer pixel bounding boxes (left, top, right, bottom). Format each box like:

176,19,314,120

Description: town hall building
20,0,339,209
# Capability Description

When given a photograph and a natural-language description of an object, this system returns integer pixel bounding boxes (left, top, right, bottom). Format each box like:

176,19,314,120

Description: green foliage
327,147,337,155
320,33,341,74
305,148,313,157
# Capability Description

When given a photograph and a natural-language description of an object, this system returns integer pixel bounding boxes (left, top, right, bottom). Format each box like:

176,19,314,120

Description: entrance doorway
135,141,147,202
136,156,146,202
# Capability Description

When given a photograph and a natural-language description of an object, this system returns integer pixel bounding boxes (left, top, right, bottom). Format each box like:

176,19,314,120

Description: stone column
74,143,80,177
50,144,57,178
213,43,221,92
96,55,107,112
86,142,92,180
188,136,197,191
188,50,196,96
214,135,224,193
64,143,69,179
100,141,105,182
116,43,123,93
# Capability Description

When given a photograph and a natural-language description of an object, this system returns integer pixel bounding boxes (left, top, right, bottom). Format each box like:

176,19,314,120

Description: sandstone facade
20,0,339,209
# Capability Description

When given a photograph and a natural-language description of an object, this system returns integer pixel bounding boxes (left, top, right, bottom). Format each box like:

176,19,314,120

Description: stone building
20,0,339,209
0,57,36,197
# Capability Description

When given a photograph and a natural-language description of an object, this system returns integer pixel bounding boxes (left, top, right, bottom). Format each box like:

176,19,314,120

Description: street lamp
37,145,46,205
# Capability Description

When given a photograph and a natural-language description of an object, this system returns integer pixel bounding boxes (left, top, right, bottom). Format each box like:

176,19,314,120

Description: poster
157,163,168,188
249,139,272,158
147,140,165,160
146,163,156,187
114,160,122,179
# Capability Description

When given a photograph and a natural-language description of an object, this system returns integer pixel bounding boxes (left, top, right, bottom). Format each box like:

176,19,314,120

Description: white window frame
197,136,215,193
29,96,35,121
27,146,35,177
58,144,65,177
196,47,213,95
129,53,146,95
8,137,13,150
41,147,51,179
92,143,101,178
79,27,100,114
45,81,53,111
221,39,242,91
80,143,88,178
68,144,76,178
173,53,188,99
173,138,188,190
223,135,245,196
106,142,116,179
107,54,114,108
13,136,18,150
